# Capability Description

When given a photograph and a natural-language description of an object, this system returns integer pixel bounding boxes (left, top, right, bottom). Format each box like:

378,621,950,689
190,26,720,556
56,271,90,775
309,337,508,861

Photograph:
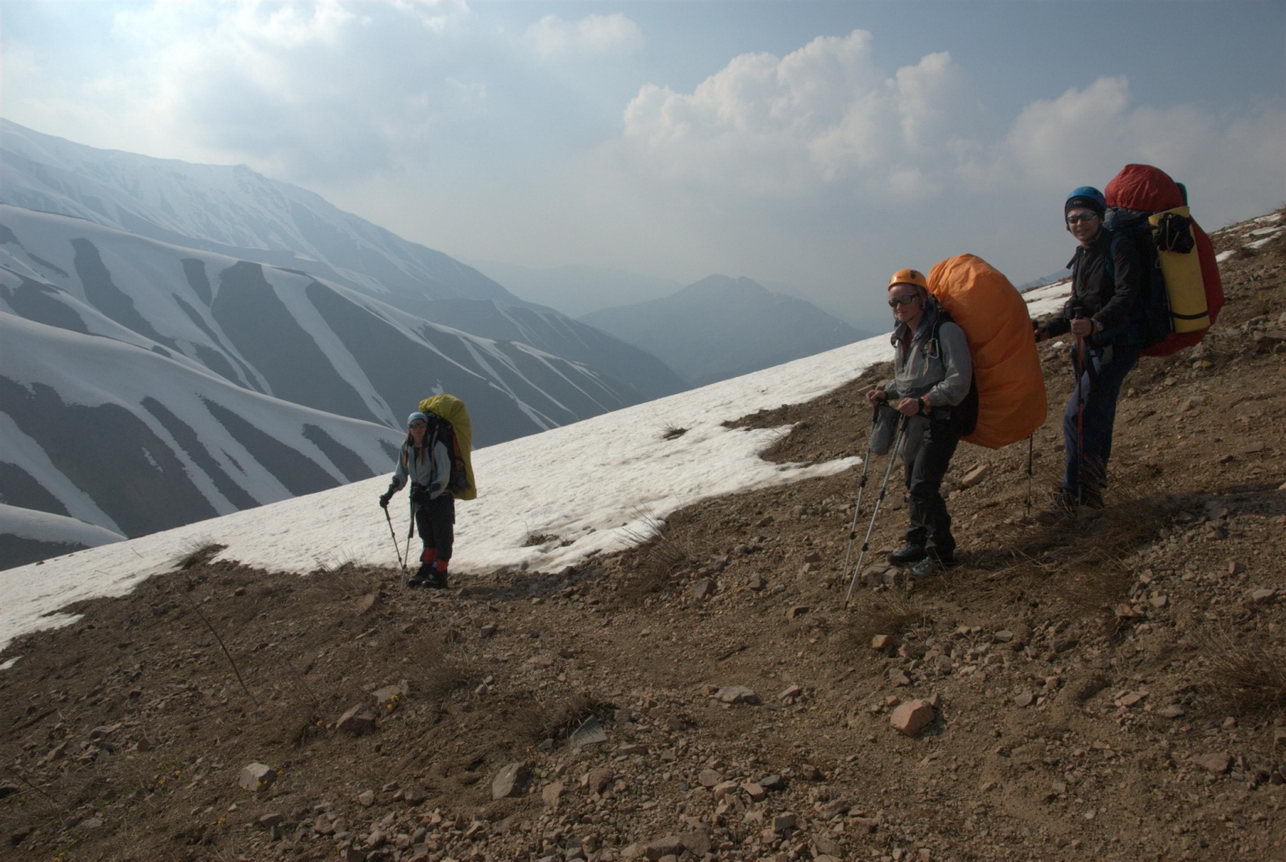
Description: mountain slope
0,205,644,439
0,119,682,402
0,210,1280,861
1,311,401,553
582,274,867,386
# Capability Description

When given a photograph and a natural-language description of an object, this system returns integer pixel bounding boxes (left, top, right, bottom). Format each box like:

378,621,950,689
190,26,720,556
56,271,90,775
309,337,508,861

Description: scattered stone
1249,589,1277,604
772,813,798,835
1116,690,1148,708
491,762,530,800
872,634,894,651
355,789,376,807
371,681,409,705
585,767,614,794
779,684,804,702
748,574,767,591
993,630,1014,643
644,834,687,859
679,828,712,855
715,685,760,705
889,669,911,687
959,463,989,489
337,704,378,736
354,593,380,615
890,700,936,737
692,578,717,599
239,762,275,792
1158,704,1186,719
541,781,565,808
813,833,844,857
786,605,810,620
1192,752,1232,774
741,780,766,800
1014,691,1035,708
698,768,723,788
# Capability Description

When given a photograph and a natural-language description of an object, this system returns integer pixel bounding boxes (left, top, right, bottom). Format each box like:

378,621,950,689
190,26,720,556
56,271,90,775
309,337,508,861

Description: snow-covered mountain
0,205,685,564
0,119,683,402
581,275,869,386
0,309,401,567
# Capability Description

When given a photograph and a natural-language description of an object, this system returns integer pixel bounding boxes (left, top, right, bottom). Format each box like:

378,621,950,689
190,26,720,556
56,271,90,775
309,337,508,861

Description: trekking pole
1024,435,1034,518
1074,334,1086,509
839,405,880,577
1071,304,1087,510
383,507,408,576
844,415,907,609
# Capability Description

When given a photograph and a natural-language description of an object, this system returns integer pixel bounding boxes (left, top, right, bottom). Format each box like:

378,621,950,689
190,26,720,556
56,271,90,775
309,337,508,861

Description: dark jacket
1043,228,1146,346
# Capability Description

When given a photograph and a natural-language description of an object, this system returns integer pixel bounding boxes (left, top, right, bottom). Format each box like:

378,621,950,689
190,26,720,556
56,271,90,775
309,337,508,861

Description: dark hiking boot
890,544,927,565
910,554,956,579
426,560,449,589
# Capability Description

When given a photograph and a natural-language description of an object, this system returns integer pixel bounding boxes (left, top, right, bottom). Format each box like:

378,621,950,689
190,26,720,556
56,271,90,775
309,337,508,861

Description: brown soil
2,212,1283,862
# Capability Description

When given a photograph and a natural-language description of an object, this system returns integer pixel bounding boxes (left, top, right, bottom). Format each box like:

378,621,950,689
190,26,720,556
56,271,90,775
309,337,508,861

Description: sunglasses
408,420,427,428
1066,212,1099,225
888,294,919,307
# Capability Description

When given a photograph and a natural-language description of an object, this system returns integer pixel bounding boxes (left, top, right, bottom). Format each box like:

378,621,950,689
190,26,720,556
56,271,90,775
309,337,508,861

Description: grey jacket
390,437,451,499
884,304,973,411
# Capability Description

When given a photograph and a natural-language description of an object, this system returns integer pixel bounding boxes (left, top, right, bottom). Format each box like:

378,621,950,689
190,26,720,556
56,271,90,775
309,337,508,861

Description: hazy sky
3,0,1283,327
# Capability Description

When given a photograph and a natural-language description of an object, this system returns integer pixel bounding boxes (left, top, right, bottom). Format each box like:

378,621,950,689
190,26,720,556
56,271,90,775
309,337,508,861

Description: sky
0,271,1088,659
1,0,1283,329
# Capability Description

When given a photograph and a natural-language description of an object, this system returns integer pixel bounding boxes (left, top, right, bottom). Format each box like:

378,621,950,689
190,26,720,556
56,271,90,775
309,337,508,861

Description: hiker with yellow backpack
1034,186,1147,511
378,395,476,588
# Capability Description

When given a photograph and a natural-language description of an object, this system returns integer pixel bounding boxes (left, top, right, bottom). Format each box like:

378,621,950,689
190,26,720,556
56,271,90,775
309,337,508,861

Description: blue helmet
1065,186,1106,216
406,411,429,427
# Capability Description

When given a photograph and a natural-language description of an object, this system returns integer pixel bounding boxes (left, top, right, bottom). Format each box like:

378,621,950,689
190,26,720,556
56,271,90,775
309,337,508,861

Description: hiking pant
1061,344,1140,496
904,417,961,559
413,493,455,564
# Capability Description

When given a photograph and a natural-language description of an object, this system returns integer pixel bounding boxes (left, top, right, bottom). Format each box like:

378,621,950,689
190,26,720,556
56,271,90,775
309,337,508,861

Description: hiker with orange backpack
379,411,455,588
1033,187,1147,510
866,269,974,577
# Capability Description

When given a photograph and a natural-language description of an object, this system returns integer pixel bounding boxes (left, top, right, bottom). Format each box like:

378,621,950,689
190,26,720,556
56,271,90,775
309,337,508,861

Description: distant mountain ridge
581,275,869,386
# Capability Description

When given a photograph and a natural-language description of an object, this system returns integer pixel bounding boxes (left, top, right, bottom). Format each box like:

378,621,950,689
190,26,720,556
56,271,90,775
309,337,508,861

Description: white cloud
525,13,643,60
616,30,971,198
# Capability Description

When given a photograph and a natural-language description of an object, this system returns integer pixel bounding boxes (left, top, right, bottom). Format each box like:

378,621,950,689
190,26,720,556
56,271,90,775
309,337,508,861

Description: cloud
524,13,643,60
617,30,970,200
963,76,1286,224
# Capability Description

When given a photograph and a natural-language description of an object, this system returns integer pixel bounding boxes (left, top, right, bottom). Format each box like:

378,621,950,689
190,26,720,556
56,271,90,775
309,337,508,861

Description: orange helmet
888,269,928,291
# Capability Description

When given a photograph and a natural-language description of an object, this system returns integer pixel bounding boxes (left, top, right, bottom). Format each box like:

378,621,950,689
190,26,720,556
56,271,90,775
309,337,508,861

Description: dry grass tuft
661,426,688,440
846,591,928,651
616,515,692,602
174,540,225,570
1194,627,1286,715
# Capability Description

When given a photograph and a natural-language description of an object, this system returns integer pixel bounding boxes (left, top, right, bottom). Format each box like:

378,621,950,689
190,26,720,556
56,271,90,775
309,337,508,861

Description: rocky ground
1,210,1283,862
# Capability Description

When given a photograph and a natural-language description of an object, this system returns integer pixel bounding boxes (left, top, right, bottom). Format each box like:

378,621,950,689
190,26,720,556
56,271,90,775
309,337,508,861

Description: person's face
408,418,428,442
1066,208,1102,246
888,284,924,325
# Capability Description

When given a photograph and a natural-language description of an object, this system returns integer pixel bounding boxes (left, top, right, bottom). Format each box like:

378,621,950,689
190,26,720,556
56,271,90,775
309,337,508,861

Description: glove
378,492,392,509
411,486,434,505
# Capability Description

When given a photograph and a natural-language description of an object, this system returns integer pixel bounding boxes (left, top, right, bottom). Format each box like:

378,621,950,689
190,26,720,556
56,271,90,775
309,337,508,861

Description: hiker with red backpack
866,269,974,577
379,411,455,588
1034,187,1147,510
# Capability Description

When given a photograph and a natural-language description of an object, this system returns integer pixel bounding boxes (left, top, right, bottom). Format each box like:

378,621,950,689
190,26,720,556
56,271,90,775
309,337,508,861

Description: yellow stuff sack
417,393,476,500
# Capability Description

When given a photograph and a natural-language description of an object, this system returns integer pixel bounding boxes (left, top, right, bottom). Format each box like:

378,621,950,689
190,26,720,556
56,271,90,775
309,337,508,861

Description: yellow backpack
417,394,477,500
